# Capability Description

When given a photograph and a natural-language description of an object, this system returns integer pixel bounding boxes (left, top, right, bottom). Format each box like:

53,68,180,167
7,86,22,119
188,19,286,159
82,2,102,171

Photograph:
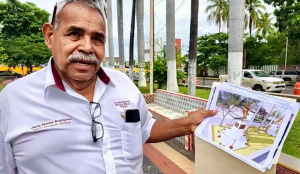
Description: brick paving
143,155,163,174
143,141,300,174
276,165,300,174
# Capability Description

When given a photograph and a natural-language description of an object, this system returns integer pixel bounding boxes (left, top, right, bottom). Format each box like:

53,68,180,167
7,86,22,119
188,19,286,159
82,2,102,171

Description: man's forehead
59,3,105,29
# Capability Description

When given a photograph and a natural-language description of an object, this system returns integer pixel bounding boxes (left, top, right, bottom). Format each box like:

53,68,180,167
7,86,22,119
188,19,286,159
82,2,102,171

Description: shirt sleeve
0,109,16,174
138,93,156,144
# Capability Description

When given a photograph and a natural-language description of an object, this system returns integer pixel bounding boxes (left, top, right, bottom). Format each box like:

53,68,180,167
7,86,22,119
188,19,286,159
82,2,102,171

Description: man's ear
42,23,54,50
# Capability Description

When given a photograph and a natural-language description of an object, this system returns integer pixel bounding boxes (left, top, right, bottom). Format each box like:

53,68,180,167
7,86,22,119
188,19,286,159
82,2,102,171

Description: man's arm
146,108,217,143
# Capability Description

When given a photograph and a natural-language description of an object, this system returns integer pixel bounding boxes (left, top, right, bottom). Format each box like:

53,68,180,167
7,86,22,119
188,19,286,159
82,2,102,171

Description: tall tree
0,0,51,73
197,33,228,73
245,0,266,37
228,0,246,85
255,12,275,37
188,0,199,96
205,0,229,34
0,1,49,39
106,0,114,69
144,49,186,89
129,0,136,81
117,0,125,73
166,0,178,92
136,0,146,87
264,0,300,42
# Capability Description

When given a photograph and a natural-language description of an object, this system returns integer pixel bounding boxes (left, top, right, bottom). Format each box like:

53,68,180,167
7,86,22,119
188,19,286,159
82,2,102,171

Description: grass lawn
136,81,300,159
282,112,300,158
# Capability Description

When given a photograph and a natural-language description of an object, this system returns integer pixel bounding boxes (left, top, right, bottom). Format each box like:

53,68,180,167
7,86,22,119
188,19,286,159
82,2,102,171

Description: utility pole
129,0,136,81
166,0,179,92
117,0,125,73
150,0,154,93
136,0,147,87
285,37,288,70
188,0,199,96
106,0,114,69
228,0,245,85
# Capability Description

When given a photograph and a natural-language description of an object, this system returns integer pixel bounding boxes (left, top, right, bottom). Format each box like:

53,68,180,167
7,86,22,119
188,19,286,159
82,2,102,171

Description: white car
219,69,286,93
268,70,299,82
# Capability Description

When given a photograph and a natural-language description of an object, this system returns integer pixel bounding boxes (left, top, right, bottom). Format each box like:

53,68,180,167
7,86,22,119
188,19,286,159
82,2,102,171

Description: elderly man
0,0,217,174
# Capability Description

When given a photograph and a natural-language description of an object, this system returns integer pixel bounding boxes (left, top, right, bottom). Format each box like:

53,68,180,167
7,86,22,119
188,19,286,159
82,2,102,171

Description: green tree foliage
244,35,274,66
144,50,186,89
0,0,51,73
0,47,8,61
264,0,300,42
244,32,300,66
209,55,227,72
197,32,228,72
0,0,49,39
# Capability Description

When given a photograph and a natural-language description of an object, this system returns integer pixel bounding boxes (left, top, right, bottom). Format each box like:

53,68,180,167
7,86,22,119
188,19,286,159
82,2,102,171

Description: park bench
143,89,208,151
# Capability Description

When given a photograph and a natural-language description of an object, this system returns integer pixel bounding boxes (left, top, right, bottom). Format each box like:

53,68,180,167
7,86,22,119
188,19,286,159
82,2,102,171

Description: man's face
50,3,106,82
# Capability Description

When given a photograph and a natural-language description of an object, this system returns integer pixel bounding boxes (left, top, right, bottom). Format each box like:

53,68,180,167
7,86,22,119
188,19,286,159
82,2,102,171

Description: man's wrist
182,117,193,135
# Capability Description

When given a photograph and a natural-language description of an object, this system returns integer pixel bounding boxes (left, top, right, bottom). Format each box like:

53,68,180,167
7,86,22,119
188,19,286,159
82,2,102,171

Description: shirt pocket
121,121,142,163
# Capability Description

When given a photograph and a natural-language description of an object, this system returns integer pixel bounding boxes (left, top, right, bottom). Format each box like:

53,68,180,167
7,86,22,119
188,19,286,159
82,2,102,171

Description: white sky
6,0,275,60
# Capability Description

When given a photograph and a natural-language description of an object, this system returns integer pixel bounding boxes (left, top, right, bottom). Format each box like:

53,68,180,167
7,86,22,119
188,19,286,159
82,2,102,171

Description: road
196,79,295,95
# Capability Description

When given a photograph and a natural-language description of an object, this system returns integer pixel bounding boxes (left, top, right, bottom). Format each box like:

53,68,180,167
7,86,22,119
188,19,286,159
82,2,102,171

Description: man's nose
78,36,93,54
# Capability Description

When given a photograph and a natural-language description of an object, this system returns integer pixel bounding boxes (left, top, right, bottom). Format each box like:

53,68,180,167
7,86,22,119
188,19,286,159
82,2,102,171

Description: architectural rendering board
195,83,300,172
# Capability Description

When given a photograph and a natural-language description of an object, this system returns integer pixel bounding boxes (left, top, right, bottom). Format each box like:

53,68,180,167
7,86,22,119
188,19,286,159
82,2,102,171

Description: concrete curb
278,153,300,173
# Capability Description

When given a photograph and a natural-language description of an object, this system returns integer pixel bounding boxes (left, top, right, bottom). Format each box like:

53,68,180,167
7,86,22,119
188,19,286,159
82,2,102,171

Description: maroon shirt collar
51,59,111,91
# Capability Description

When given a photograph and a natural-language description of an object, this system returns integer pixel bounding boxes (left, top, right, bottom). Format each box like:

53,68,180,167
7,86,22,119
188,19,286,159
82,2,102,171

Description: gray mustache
67,52,100,64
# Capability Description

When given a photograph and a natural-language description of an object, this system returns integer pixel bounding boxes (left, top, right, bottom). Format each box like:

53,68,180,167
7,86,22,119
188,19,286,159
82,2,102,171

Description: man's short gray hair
49,0,106,30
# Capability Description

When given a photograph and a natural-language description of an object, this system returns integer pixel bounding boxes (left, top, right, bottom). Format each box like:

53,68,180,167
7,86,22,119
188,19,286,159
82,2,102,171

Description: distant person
0,0,217,173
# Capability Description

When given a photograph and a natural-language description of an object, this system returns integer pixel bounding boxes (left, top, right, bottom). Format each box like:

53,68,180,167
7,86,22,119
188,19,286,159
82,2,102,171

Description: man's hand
185,108,218,134
147,107,217,143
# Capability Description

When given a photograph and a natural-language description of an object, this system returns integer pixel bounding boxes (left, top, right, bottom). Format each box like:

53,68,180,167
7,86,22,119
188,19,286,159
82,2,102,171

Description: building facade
144,37,182,62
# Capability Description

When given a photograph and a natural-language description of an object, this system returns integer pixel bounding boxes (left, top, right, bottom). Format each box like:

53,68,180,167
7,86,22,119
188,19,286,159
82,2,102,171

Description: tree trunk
219,19,222,55
136,0,147,87
227,0,245,85
249,17,252,37
129,0,137,81
166,0,179,92
107,0,114,69
117,0,125,73
188,0,199,96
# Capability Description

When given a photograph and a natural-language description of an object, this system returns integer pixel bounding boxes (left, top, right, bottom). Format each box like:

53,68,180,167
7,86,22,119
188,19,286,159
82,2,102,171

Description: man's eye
93,37,103,43
69,32,79,36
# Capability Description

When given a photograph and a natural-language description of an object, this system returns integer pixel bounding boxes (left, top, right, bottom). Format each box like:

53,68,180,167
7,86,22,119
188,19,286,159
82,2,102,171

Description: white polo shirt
0,58,156,174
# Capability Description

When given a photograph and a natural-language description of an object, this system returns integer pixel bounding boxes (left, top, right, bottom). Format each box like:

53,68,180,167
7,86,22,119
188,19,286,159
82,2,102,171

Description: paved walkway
143,142,195,174
142,141,300,174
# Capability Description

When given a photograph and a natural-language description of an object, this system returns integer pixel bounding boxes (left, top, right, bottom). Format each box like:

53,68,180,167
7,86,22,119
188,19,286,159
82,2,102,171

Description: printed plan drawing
195,83,300,172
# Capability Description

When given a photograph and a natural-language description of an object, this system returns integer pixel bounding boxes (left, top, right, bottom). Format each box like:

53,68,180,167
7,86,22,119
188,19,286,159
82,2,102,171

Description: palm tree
117,0,125,73
166,0,178,92
106,0,114,69
256,12,275,38
188,0,199,96
136,0,147,87
245,0,266,37
205,0,229,34
228,0,246,85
